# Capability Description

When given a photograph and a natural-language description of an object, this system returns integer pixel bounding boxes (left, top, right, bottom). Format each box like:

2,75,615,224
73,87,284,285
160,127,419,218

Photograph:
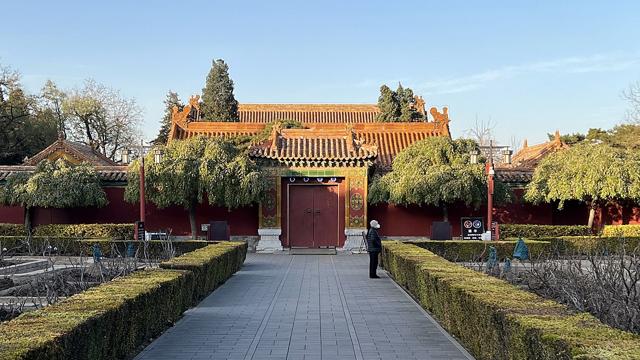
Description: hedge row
0,224,25,237
602,224,640,238
0,236,214,258
534,236,640,255
382,241,640,360
500,224,592,238
33,224,134,240
0,241,246,360
0,223,135,239
404,240,551,261
160,241,247,302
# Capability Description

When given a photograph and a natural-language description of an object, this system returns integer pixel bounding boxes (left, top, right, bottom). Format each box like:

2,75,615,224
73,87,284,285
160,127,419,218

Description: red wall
1,187,258,237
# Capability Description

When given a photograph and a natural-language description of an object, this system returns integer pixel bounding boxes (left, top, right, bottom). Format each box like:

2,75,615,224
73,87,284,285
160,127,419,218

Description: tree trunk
24,207,32,235
587,203,597,228
188,204,197,240
442,205,449,222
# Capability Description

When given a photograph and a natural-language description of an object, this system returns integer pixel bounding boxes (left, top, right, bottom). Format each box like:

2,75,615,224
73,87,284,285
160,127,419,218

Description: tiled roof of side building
500,130,569,170
22,137,117,166
0,165,128,183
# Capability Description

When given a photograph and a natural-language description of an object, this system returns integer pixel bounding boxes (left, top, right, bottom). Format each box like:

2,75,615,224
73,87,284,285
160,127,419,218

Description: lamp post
120,143,164,241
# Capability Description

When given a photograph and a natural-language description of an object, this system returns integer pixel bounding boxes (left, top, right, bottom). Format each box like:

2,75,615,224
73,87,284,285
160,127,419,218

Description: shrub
32,224,134,240
161,241,247,302
0,224,25,237
0,236,217,258
539,236,640,255
404,240,551,262
500,224,592,238
602,225,640,238
0,242,247,359
382,241,640,360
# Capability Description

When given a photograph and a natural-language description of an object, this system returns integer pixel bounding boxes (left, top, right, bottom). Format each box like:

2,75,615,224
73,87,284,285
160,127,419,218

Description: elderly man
366,219,382,278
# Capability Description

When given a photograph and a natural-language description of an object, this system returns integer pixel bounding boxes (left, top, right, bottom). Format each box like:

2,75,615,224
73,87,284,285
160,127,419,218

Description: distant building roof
500,130,569,170
0,165,127,183
22,137,117,166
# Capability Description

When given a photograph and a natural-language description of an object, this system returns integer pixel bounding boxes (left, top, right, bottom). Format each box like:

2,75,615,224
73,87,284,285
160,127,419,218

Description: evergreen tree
201,59,239,122
375,84,423,122
375,85,400,122
152,91,183,145
397,84,420,122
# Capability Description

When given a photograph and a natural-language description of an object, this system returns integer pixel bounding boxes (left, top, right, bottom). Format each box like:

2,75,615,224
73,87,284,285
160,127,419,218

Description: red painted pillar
139,155,145,223
486,162,495,238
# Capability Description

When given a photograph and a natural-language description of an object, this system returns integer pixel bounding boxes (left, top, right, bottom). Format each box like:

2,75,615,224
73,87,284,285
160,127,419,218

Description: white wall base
256,228,283,253
341,228,367,252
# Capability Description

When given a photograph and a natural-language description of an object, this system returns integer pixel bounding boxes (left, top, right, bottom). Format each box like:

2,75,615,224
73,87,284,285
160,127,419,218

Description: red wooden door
313,186,339,247
289,185,315,247
288,185,339,248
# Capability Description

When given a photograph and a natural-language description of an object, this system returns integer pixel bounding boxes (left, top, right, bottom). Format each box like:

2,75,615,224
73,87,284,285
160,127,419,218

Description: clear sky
3,1,640,146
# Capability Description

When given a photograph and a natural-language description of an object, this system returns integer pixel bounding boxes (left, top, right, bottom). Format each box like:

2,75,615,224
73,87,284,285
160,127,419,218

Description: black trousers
369,251,380,277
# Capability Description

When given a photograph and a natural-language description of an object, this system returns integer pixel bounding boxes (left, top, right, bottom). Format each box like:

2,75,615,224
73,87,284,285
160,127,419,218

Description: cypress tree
201,59,239,122
397,84,420,122
375,85,400,122
152,91,183,145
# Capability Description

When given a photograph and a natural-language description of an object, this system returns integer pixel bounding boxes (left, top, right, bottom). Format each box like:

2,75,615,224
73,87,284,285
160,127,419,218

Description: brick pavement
135,254,473,360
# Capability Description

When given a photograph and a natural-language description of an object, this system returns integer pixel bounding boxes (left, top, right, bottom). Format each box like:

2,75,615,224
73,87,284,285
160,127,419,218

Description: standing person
366,220,382,278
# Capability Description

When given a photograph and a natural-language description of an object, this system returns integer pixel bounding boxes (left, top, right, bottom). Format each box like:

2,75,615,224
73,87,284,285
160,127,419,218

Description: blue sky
3,1,640,146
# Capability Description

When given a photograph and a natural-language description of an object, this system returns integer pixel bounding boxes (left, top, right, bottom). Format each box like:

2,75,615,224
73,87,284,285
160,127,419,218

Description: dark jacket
366,228,382,252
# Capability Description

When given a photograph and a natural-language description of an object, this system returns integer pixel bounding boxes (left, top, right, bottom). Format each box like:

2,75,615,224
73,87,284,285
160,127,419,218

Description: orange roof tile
238,104,380,123
504,131,569,170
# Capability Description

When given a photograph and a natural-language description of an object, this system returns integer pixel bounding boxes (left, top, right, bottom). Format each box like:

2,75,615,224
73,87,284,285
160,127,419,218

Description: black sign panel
461,217,484,240
135,221,145,241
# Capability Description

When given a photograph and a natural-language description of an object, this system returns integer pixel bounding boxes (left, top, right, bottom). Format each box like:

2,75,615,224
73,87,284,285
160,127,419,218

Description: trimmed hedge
33,224,134,240
0,236,214,258
500,224,592,238
532,236,640,255
404,240,551,261
0,224,135,239
160,241,247,302
0,224,25,237
602,225,640,238
382,241,640,360
0,242,246,360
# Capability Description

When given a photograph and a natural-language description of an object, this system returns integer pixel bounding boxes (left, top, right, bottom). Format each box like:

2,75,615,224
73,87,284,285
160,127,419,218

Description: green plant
369,137,512,221
602,225,640,237
160,241,247,302
382,241,640,360
525,143,640,227
500,224,592,238
33,223,134,239
404,240,551,262
0,224,26,236
0,242,247,359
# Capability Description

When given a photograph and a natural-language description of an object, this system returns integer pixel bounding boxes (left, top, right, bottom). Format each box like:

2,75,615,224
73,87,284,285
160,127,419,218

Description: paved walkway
136,254,473,360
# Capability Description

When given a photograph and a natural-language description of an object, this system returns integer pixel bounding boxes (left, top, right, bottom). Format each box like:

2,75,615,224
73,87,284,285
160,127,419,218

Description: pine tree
201,59,239,122
375,85,400,122
152,91,183,145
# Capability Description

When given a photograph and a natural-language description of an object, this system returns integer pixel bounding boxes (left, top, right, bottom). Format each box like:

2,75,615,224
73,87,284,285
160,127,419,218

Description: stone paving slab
135,254,474,360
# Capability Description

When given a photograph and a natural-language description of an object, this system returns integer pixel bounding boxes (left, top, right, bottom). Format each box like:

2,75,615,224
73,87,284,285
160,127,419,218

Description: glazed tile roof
0,166,128,183
494,169,533,184
23,138,117,166
238,104,380,123
500,131,569,170
250,127,377,166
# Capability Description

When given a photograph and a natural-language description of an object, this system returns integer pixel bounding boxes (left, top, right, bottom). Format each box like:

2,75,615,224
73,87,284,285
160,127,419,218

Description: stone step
289,248,337,255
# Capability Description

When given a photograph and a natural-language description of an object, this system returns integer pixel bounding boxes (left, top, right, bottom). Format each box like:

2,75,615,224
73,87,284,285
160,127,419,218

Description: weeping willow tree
525,142,640,227
125,136,266,238
0,159,107,233
369,137,512,221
